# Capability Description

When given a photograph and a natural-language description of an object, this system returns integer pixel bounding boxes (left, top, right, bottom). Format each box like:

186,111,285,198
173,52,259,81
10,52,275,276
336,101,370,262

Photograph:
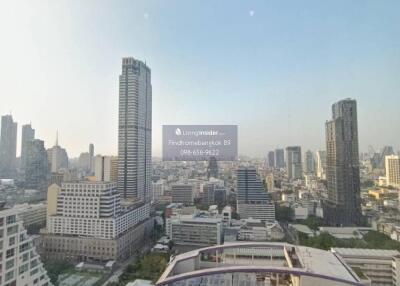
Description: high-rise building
0,115,18,178
110,156,118,182
207,157,219,179
20,124,35,172
304,150,315,174
315,150,327,179
267,151,275,168
0,205,52,286
385,155,400,188
24,139,49,192
78,152,91,172
89,143,94,173
324,99,361,226
286,146,302,180
236,167,275,221
117,57,152,202
44,182,151,262
94,155,118,182
275,149,285,169
47,134,68,173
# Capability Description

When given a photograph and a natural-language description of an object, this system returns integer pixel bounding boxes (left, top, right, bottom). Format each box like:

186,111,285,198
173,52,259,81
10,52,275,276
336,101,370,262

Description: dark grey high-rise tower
267,151,275,168
117,57,152,202
25,139,49,192
89,143,94,173
21,124,35,172
0,115,18,178
207,157,219,179
324,99,361,226
275,149,285,169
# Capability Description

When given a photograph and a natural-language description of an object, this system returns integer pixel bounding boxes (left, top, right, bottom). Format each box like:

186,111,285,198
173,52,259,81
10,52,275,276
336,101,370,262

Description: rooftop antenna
55,130,59,146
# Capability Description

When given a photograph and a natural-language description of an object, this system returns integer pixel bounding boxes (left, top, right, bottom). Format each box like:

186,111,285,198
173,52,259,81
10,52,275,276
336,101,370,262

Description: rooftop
332,248,400,258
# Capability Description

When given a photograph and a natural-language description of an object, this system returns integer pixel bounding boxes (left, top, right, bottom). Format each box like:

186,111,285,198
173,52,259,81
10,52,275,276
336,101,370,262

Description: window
6,216,16,225
5,259,14,270
6,249,14,259
8,237,15,246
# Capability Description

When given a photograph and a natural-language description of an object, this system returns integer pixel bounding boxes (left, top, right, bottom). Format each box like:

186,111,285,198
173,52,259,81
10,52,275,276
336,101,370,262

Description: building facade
267,151,275,168
275,149,285,169
333,248,400,286
324,99,362,226
43,182,151,262
171,184,194,205
286,146,302,180
24,139,49,192
117,57,152,202
385,155,400,188
304,150,315,174
20,124,35,173
316,150,327,180
0,115,18,178
166,217,223,247
0,207,52,286
236,167,275,222
94,155,118,182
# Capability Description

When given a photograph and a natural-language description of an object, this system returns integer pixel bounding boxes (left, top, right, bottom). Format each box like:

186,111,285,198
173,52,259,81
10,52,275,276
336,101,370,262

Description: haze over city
1,0,399,157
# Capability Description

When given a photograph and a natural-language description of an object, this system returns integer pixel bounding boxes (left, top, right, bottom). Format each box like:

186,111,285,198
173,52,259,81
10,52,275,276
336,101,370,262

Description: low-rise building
332,248,400,286
12,203,47,229
166,216,223,247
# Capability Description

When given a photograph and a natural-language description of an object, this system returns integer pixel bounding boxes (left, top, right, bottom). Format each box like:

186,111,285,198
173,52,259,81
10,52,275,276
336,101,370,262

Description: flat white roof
296,246,358,282
332,248,400,258
290,224,314,234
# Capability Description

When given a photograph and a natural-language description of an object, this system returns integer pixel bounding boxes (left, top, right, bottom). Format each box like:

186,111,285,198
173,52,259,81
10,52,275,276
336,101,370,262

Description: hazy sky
1,0,399,158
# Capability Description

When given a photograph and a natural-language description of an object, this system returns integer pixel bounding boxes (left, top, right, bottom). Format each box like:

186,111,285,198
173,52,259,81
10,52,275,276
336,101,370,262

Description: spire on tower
55,130,59,146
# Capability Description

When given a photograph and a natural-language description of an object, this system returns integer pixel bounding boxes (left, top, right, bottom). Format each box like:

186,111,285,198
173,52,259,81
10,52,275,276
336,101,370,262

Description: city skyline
1,1,400,157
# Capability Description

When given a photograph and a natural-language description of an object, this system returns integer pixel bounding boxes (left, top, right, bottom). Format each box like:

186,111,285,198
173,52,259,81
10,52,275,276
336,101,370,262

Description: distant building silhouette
207,157,219,179
0,115,17,178
286,146,302,180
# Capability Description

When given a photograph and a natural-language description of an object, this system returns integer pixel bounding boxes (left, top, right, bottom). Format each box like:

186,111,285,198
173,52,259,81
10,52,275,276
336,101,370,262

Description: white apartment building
0,207,52,286
385,155,400,188
166,216,223,247
44,182,151,262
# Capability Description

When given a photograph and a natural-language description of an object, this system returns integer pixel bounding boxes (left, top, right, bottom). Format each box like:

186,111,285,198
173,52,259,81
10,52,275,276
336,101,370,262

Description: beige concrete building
42,182,152,262
385,155,400,188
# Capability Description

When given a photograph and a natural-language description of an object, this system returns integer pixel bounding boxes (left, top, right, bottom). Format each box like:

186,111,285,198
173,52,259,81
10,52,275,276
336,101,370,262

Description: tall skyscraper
267,151,275,168
304,150,315,174
385,155,400,188
24,139,49,191
275,148,285,169
324,99,361,226
286,146,302,180
89,143,94,173
315,150,327,179
20,123,35,172
117,57,152,201
236,167,275,221
0,115,18,178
